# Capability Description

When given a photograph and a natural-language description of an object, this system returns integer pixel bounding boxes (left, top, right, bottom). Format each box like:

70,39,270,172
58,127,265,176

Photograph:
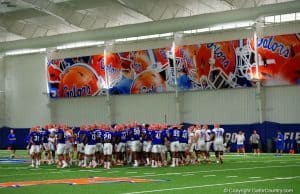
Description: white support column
0,56,5,127
253,27,264,123
173,34,182,124
103,47,113,124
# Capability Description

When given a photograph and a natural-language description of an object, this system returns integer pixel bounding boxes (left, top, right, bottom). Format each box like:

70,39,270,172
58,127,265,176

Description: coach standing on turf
8,129,16,158
250,130,260,156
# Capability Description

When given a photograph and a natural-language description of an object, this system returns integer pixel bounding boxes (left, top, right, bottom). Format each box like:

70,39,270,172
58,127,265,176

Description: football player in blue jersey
102,125,115,169
179,125,189,165
151,125,163,168
29,127,42,168
169,125,181,167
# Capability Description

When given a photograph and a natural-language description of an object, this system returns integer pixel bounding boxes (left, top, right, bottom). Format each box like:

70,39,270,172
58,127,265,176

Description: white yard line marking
0,167,29,170
143,173,156,175
107,171,120,174
226,176,238,178
126,172,138,174
122,176,300,194
275,177,298,180
232,158,300,163
248,177,261,179
203,175,216,177
182,174,194,176
165,173,181,175
79,169,102,172
131,164,300,178
0,164,299,178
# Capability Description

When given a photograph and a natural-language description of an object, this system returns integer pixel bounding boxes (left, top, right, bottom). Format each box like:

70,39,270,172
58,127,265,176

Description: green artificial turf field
0,150,299,194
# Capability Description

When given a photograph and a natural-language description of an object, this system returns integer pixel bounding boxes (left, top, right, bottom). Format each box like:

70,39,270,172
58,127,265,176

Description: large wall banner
47,33,300,98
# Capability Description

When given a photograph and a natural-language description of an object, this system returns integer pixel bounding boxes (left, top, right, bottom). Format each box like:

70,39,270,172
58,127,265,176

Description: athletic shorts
236,144,244,150
131,140,142,152
276,142,284,150
179,143,188,152
196,141,206,151
30,145,41,155
252,143,259,149
143,141,152,153
77,143,85,153
170,141,180,152
8,144,16,151
151,144,161,153
116,142,126,153
95,143,104,153
65,142,73,154
85,144,96,155
103,143,113,155
56,143,66,155
213,141,224,152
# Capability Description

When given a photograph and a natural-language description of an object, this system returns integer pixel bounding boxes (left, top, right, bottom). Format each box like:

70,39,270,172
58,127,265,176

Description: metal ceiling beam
1,0,299,52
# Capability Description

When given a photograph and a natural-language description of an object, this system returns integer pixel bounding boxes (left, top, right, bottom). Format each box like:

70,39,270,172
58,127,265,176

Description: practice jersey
95,129,103,143
117,130,127,143
30,131,42,145
250,134,260,144
77,130,86,144
277,133,284,142
236,134,245,145
8,134,16,145
195,128,206,143
56,129,65,144
179,129,189,143
152,130,163,145
205,129,211,142
86,130,97,145
131,127,141,141
65,130,73,143
144,129,152,141
212,128,224,143
103,130,114,143
188,131,195,144
169,128,180,142
41,130,50,143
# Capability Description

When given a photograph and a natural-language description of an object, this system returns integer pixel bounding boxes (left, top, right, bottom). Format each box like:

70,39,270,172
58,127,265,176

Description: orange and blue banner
47,33,300,98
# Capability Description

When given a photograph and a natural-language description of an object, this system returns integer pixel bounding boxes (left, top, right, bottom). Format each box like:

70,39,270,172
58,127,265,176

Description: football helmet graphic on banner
234,39,257,80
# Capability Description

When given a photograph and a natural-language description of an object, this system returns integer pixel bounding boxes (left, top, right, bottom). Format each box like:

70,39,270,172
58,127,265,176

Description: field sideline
0,150,299,194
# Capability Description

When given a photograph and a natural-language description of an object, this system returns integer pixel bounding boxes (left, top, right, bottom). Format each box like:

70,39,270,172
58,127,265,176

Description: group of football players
26,122,225,169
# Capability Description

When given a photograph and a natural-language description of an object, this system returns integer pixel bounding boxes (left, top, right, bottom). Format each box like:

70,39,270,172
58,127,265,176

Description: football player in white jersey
187,125,196,164
204,125,212,164
194,125,207,163
211,123,225,164
236,130,246,155
48,124,57,164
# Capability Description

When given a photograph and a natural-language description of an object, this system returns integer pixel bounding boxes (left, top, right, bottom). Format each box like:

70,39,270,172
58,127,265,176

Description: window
280,13,295,22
